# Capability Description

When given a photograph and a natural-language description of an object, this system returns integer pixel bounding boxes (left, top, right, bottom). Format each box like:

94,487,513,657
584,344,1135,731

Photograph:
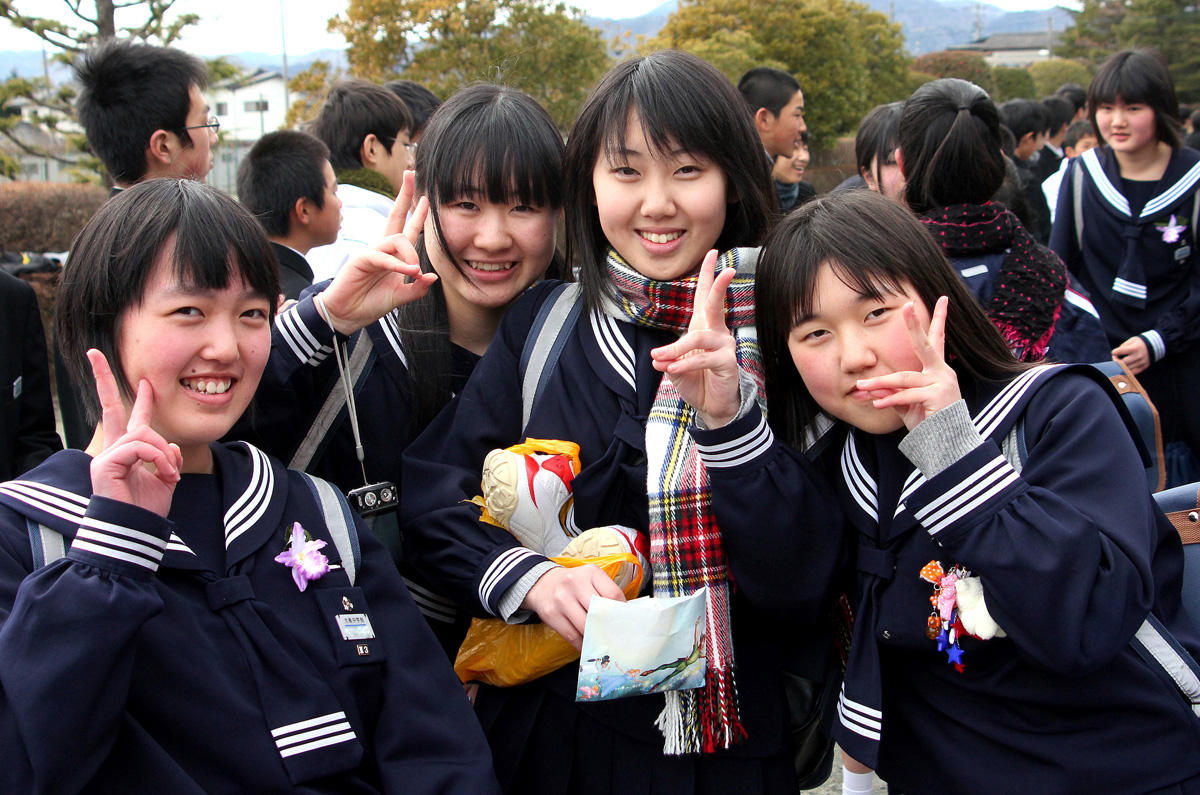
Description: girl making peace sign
656,189,1200,794
0,179,498,793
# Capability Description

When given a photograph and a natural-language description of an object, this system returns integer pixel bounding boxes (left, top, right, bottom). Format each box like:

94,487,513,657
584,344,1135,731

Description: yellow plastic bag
454,552,643,687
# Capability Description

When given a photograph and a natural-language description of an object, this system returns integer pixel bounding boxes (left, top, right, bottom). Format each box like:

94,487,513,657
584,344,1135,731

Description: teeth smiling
641,231,682,244
468,261,516,272
182,378,231,395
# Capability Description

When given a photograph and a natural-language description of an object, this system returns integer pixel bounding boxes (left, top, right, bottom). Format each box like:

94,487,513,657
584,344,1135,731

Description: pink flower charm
274,522,330,592
1159,215,1186,244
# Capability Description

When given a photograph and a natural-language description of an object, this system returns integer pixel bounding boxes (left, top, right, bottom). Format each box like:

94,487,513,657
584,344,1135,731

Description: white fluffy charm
954,576,1007,640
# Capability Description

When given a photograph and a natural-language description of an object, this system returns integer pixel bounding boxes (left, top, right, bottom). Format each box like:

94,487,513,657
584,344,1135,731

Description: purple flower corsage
274,522,331,592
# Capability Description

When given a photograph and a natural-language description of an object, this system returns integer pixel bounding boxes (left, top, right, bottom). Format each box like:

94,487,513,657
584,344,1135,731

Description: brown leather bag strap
1165,485,1200,545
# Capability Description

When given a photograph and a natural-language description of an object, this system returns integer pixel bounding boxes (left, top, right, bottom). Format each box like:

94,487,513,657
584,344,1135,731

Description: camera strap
316,294,371,489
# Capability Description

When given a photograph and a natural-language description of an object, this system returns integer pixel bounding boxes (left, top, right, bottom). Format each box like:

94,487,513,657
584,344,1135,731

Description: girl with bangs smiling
237,84,566,656
401,51,846,793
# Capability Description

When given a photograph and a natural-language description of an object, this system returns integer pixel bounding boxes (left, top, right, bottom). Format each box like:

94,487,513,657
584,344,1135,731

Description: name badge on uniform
336,613,376,641
1176,245,1191,261
12,376,21,400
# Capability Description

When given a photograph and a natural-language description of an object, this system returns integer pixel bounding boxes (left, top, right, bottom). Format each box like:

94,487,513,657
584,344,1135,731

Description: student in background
1034,95,1077,184
0,270,60,480
738,66,807,163
385,80,442,142
237,130,342,301
1044,119,1100,223
772,131,816,212
1000,98,1053,243
1051,49,1200,471
307,79,414,281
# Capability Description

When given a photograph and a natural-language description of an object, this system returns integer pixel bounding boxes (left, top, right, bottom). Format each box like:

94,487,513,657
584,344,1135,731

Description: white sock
842,766,876,795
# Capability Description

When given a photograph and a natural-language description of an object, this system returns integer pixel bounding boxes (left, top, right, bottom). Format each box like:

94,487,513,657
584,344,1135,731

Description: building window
215,102,228,116
244,100,268,113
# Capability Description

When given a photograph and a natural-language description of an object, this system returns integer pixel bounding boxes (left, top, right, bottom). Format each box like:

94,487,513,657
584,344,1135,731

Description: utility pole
1046,15,1054,57
974,3,984,41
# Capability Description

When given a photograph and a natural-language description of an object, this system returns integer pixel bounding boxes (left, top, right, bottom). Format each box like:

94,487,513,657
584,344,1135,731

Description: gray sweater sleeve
898,399,986,479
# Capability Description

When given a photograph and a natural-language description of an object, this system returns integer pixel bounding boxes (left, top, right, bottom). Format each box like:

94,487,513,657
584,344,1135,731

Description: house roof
952,31,1064,51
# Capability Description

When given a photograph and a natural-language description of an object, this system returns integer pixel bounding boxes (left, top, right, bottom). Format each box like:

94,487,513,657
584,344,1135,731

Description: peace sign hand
649,250,742,428
88,349,182,518
317,170,437,335
855,296,961,431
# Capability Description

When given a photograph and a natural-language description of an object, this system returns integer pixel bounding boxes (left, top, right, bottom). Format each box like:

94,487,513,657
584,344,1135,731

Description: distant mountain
587,0,1072,56
0,48,349,83
0,0,1072,83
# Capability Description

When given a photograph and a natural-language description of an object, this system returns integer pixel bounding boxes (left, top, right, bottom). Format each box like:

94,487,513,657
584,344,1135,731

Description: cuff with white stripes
66,496,174,581
691,403,775,474
476,543,552,617
1139,330,1166,364
498,560,560,623
903,440,1026,539
274,296,336,368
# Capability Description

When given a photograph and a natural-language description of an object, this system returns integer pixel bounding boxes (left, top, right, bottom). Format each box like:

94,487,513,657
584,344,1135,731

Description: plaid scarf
918,202,1065,362
604,247,763,754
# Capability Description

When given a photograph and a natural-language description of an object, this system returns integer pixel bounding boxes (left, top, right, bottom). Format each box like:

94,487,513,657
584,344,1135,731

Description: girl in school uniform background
0,179,498,794
1050,49,1200,463
235,84,565,655
655,188,1200,794
401,50,846,794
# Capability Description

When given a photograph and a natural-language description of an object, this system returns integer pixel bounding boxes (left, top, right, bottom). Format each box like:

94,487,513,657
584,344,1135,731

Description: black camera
347,481,398,517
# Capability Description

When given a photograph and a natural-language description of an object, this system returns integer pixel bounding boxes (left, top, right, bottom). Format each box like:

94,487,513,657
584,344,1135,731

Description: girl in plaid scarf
401,50,846,794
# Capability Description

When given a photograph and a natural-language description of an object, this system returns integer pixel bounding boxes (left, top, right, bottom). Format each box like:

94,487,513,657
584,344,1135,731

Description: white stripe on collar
841,434,879,522
378,311,408,369
1081,148,1130,216
1144,159,1200,217
225,443,274,549
589,311,636,390
1081,147,1200,220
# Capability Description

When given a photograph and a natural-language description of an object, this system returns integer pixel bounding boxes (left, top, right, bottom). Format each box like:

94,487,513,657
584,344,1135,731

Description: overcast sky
0,0,1073,57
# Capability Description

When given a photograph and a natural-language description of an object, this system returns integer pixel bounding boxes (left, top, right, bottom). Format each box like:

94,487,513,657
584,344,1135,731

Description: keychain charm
920,560,970,672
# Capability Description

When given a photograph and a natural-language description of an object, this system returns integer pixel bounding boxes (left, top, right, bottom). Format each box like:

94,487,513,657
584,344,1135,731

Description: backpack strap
519,282,583,434
299,472,361,586
1131,613,1200,718
290,331,376,471
27,518,65,569
1073,158,1085,252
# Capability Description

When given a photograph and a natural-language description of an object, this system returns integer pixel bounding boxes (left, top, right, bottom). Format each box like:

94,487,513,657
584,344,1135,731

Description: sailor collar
0,442,290,573
1079,145,1200,221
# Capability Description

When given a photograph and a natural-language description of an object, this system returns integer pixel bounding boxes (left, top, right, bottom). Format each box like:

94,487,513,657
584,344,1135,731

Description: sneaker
561,525,649,591
481,447,576,556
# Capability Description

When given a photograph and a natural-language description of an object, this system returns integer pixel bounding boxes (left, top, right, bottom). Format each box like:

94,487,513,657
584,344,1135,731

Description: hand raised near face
318,169,437,335
88,349,182,518
855,296,961,431
649,250,742,428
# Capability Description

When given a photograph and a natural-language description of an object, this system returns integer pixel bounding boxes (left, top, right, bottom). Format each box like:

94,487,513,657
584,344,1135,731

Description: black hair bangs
1089,50,1181,147
56,180,278,422
595,56,732,178
432,127,563,212
168,182,281,311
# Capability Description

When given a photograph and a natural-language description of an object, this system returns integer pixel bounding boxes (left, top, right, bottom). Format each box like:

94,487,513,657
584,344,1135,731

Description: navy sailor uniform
0,441,498,794
695,365,1200,794
400,281,847,794
1050,145,1200,360
1050,144,1200,460
232,286,479,655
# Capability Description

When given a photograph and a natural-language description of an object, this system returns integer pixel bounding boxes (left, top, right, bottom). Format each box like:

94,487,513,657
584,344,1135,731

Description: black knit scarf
919,202,1066,362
